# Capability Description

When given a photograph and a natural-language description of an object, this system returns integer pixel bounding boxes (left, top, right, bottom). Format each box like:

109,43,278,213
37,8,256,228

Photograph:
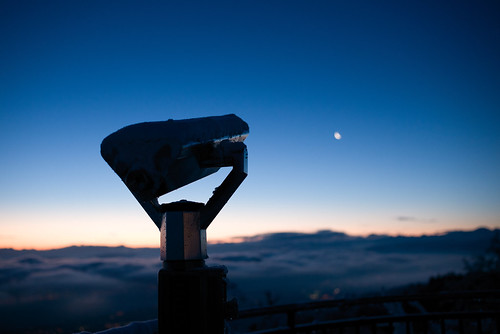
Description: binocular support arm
200,141,248,229
135,140,247,230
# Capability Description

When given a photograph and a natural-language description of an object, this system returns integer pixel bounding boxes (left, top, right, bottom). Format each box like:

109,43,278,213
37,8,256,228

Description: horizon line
2,226,497,251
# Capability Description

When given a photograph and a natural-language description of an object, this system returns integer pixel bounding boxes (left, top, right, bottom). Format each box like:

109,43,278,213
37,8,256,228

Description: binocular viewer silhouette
101,114,247,332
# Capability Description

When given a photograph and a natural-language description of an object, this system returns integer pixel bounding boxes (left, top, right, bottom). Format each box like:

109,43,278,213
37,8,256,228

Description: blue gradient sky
1,1,499,249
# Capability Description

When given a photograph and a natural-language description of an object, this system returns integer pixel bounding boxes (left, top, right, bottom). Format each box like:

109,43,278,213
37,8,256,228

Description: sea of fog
0,228,497,333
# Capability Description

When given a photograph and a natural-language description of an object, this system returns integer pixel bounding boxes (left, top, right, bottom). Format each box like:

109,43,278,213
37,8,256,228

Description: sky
1,0,499,250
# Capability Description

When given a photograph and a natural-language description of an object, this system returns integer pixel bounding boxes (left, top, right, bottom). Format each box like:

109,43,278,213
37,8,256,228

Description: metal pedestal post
157,202,236,333
158,262,230,333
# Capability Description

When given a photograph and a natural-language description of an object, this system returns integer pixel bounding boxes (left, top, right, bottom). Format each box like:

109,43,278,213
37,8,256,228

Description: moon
334,131,342,140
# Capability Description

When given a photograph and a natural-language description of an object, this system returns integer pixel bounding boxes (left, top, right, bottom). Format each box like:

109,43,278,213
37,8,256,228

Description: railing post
287,310,296,333
477,318,483,334
459,318,464,334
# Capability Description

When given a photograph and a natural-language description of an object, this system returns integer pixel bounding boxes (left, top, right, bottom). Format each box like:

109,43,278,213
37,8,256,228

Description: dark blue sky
1,0,499,248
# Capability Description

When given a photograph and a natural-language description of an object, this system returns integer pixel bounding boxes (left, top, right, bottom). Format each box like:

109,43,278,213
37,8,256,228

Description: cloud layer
0,228,497,333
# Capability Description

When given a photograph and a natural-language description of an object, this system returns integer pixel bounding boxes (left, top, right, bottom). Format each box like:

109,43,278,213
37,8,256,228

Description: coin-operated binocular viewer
101,114,248,333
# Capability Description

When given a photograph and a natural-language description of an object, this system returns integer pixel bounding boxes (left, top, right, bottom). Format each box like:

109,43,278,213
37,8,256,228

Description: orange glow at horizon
1,200,498,250
2,208,498,251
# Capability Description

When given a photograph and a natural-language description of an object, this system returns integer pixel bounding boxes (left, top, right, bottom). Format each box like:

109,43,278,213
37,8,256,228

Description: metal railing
230,290,500,334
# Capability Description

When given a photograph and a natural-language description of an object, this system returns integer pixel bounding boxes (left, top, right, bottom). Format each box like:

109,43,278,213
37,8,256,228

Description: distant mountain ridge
1,227,497,256
209,227,498,255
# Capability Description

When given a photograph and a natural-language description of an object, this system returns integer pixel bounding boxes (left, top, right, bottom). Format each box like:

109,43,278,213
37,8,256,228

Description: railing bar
440,318,445,334
237,290,500,319
277,312,500,333
238,308,500,333
477,317,482,334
